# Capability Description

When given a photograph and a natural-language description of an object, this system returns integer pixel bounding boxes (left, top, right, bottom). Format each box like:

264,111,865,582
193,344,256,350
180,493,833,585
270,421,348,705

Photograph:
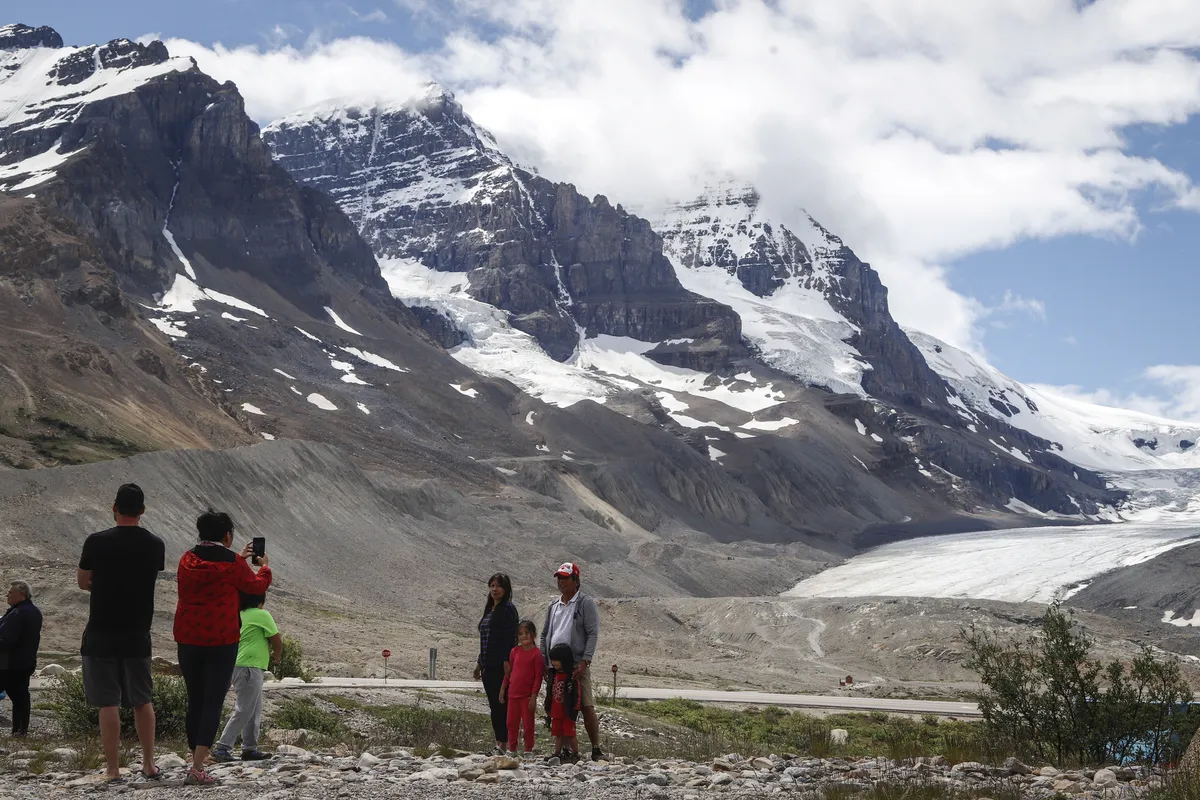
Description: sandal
184,767,216,786
141,766,163,781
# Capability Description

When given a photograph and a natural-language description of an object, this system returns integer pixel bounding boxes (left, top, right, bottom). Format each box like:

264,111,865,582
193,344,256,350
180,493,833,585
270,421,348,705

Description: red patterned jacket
173,543,273,646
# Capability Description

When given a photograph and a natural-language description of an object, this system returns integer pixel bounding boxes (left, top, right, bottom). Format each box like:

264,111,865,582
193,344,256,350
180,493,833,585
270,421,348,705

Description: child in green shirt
212,593,282,761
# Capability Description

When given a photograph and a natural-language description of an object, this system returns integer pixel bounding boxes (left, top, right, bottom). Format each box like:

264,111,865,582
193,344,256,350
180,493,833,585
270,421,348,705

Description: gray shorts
82,657,153,708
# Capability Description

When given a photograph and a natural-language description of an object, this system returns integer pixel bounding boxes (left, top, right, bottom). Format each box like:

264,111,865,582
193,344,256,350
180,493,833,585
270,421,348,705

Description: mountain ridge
262,87,1123,520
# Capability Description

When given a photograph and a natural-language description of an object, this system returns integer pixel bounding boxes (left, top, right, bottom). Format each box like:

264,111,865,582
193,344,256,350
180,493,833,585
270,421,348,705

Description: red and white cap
554,561,581,578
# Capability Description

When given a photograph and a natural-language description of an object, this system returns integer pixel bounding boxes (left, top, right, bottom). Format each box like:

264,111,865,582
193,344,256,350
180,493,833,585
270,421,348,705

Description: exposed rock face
0,35,396,322
0,23,62,50
263,90,746,366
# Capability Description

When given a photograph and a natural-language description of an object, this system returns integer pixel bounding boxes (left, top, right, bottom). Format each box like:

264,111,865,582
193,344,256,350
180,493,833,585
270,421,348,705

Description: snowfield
907,329,1200,473
785,519,1200,604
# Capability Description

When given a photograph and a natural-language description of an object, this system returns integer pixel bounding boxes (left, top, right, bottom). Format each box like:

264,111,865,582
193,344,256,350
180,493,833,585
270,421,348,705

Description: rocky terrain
0,739,1165,799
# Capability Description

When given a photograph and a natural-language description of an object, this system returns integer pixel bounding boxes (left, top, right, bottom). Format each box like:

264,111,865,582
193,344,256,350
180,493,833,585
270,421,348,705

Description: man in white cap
540,561,603,761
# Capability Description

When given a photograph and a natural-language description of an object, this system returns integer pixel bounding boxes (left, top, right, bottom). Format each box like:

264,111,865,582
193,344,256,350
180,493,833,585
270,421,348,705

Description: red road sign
611,664,618,673
382,649,391,659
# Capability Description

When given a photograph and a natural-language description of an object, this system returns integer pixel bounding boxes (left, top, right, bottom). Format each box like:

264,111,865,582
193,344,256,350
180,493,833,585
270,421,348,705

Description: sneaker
492,745,506,756
505,750,518,758
567,750,581,765
591,746,604,762
521,751,534,760
241,749,273,761
210,748,234,763
184,768,216,786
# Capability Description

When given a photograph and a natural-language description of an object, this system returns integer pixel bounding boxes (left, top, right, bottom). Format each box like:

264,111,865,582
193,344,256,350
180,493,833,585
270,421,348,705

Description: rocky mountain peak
0,23,62,51
265,94,746,367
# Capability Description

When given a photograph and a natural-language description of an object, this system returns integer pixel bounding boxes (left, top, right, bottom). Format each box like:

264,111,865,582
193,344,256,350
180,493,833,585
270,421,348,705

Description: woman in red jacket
174,510,272,786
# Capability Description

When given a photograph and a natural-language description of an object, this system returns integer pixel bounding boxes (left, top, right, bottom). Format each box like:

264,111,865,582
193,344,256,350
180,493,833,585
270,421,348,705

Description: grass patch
43,672,189,740
1149,765,1200,800
272,697,347,738
366,704,494,753
609,699,1007,763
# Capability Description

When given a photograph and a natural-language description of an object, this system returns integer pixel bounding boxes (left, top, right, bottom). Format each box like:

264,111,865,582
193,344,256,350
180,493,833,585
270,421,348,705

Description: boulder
490,754,520,771
39,664,67,677
267,728,309,746
156,753,187,769
830,729,849,746
357,752,381,770
275,744,311,758
1093,768,1118,788
1004,757,1031,775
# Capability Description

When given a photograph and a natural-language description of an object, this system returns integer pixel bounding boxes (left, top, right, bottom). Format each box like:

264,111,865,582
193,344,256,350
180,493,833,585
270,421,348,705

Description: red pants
506,696,535,751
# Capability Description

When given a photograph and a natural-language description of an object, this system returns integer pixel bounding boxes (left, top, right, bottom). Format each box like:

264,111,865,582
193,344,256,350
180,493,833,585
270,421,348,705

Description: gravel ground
0,743,1161,800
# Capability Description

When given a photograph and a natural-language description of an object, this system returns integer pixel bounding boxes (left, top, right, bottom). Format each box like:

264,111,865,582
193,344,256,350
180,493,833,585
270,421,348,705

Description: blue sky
10,1,1200,418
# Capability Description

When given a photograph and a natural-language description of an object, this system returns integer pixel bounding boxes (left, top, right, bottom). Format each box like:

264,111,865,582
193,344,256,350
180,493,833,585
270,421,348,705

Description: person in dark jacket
174,510,272,786
0,581,42,736
472,573,518,754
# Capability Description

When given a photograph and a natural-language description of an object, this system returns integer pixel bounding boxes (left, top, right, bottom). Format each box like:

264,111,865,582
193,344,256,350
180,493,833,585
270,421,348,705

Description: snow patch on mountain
908,329,1200,473
655,183,868,396
379,256,788,419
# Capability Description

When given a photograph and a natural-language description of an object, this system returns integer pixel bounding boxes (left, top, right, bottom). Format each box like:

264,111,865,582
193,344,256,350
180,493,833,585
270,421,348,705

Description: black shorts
82,657,153,708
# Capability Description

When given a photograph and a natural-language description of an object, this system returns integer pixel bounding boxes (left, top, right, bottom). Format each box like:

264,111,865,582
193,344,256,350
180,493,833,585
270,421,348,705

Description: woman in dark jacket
174,510,272,786
473,573,518,754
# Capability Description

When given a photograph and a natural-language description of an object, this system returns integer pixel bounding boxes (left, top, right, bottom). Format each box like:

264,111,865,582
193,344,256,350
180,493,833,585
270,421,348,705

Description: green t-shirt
236,607,279,669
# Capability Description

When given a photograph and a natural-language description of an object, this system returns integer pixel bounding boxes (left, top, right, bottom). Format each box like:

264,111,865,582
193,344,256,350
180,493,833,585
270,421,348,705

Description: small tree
964,604,1196,766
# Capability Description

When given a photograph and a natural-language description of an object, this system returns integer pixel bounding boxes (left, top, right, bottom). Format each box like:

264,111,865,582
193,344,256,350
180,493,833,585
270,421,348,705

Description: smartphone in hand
251,537,266,565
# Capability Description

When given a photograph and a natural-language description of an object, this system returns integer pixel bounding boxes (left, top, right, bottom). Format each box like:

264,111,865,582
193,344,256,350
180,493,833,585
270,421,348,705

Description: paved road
27,676,980,716
267,678,982,717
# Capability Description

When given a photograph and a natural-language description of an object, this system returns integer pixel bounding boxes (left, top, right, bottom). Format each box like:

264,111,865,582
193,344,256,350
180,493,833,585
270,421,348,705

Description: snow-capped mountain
653,182,868,396
0,26,191,193
264,87,1121,519
265,91,746,367
908,330,1200,473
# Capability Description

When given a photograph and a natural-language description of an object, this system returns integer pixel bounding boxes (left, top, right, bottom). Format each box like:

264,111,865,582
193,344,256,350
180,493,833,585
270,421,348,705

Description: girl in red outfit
174,510,272,786
545,643,581,763
499,620,543,757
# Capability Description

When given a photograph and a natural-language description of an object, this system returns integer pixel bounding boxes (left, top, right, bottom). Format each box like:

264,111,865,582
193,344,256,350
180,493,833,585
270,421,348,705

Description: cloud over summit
167,0,1200,355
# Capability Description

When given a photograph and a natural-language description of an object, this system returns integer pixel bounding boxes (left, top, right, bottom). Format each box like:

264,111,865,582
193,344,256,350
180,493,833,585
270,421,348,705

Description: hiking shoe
184,768,215,786
591,746,605,762
241,750,273,761
210,748,234,763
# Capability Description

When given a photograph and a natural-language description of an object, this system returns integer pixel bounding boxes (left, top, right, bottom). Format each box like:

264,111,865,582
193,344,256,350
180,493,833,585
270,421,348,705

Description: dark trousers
0,668,33,735
481,667,507,743
177,643,238,751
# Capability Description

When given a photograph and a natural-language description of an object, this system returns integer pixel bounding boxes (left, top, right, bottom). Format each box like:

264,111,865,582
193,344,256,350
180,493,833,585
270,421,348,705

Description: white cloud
1044,364,1200,423
164,37,428,121
996,291,1047,321
168,0,1200,351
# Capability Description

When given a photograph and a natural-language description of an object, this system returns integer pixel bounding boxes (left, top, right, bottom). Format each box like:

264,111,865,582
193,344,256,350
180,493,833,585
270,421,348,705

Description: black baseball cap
114,483,145,516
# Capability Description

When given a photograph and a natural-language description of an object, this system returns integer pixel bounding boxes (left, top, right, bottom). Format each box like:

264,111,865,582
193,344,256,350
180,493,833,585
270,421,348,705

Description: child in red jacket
499,620,543,757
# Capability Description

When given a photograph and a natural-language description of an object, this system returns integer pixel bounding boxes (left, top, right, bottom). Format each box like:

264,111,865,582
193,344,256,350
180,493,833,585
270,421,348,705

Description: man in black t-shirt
77,484,165,782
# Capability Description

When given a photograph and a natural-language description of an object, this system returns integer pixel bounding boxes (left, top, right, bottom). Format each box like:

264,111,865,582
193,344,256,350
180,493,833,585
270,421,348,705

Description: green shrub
369,704,493,752
964,604,1198,766
44,672,189,739
272,697,345,737
275,636,318,682
624,698,987,761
